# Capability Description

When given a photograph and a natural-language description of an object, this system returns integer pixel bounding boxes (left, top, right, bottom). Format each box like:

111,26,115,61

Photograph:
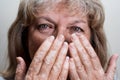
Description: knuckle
16,69,23,75
76,65,84,73
43,51,57,66
51,46,58,52
44,51,57,64
33,56,43,63
39,73,47,80
79,47,85,53
52,64,61,72
91,54,98,60
44,57,53,65
82,57,90,64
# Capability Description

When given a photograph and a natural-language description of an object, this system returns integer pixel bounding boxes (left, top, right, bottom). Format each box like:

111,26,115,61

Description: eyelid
69,26,84,32
37,23,55,28
37,17,57,26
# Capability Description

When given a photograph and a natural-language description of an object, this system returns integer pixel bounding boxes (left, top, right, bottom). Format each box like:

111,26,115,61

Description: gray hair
3,0,107,79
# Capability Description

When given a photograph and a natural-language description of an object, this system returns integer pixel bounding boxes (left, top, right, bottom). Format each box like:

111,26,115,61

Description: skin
28,10,90,59
15,8,118,80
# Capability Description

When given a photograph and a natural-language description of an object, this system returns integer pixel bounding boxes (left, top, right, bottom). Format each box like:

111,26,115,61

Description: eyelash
70,26,84,33
37,24,54,30
37,24,84,33
38,24,48,29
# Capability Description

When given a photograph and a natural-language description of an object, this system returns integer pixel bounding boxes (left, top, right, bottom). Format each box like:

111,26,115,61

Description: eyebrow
37,16,57,25
69,20,87,25
37,16,87,25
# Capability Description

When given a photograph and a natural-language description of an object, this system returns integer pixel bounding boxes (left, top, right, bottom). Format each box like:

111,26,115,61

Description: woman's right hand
15,35,69,80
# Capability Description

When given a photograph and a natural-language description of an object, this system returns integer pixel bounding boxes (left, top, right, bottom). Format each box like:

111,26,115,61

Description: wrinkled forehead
32,0,88,17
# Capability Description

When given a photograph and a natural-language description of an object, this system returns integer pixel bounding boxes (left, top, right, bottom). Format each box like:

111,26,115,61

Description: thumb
15,57,26,80
106,54,119,80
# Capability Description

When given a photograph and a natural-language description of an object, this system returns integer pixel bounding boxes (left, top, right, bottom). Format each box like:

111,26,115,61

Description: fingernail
58,34,64,41
71,33,77,41
64,42,68,46
16,57,20,64
48,36,55,41
66,56,69,61
65,56,70,63
64,57,69,68
16,57,21,72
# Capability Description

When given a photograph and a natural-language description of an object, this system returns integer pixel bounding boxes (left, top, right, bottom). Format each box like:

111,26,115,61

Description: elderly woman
1,0,118,80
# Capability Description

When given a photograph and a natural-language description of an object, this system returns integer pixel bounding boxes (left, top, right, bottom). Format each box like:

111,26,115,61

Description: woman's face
28,8,91,59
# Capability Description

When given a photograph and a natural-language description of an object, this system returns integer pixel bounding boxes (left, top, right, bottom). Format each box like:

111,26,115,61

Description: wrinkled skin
15,9,118,80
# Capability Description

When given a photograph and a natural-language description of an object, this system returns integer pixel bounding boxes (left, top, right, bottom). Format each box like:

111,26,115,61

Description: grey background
0,0,120,78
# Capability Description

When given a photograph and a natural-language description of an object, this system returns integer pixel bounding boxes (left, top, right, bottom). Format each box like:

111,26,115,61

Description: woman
1,0,118,80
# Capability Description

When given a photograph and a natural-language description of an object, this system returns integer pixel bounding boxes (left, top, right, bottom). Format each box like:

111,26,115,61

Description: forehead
35,10,88,24
34,2,88,25
34,0,87,17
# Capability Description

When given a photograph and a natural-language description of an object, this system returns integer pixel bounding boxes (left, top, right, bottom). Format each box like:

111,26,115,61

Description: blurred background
0,0,120,78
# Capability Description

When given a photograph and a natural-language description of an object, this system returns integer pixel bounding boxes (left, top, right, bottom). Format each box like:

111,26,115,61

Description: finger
39,35,64,80
49,42,68,80
58,57,69,80
69,43,87,79
71,34,92,73
27,36,55,75
79,34,103,71
69,58,80,80
106,54,119,79
15,57,26,80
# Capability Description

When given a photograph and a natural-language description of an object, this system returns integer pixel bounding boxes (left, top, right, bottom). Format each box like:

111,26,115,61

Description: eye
36,23,55,35
37,24,55,33
70,26,84,33
38,24,49,30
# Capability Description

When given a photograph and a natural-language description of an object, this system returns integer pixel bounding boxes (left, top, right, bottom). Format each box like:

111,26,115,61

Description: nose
56,27,71,43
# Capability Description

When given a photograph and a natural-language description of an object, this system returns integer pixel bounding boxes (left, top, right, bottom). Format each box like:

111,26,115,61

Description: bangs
20,0,104,28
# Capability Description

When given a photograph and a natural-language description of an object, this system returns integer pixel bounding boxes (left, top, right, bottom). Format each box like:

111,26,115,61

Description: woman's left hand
69,34,118,80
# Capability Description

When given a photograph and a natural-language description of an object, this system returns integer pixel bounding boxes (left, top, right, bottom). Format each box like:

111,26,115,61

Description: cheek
28,30,48,59
84,26,91,41
85,30,91,41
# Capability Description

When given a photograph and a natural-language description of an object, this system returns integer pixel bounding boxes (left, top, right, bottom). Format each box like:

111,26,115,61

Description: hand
69,34,118,80
15,35,69,80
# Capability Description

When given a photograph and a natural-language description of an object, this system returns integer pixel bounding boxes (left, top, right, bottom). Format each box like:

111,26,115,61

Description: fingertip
106,54,119,73
110,54,119,64
16,57,26,71
64,56,70,67
16,57,24,65
48,35,55,42
113,54,119,60
15,57,26,80
66,56,69,61
64,42,68,46
16,57,21,64
106,54,119,78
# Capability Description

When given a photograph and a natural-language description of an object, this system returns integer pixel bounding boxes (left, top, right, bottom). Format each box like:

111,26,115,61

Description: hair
2,0,108,79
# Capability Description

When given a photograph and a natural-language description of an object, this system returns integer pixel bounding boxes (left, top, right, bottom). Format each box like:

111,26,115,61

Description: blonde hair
3,0,107,79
